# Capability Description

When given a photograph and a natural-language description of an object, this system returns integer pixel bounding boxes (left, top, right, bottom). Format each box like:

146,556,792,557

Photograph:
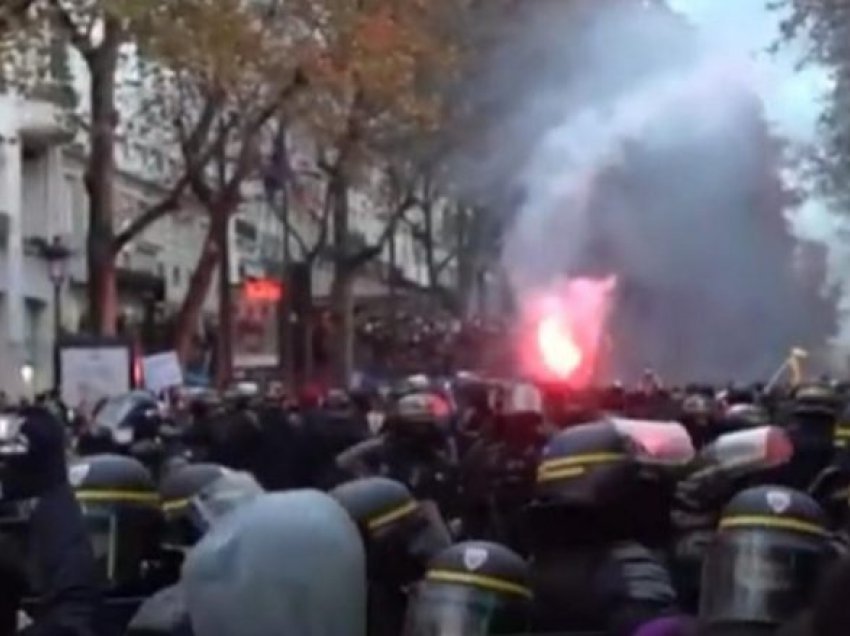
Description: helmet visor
403,583,528,636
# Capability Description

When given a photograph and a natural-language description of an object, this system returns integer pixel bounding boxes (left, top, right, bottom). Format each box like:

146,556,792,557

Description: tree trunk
388,227,397,328
215,208,233,388
423,203,437,289
172,214,223,365
85,40,120,336
329,168,355,385
455,206,475,314
330,267,355,387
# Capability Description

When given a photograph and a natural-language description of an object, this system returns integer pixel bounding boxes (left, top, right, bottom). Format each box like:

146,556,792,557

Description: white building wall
0,93,68,397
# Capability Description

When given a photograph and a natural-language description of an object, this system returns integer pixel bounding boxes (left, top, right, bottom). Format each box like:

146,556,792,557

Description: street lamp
36,236,72,389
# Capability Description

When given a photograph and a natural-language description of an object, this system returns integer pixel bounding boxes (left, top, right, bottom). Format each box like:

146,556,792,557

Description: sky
668,0,831,141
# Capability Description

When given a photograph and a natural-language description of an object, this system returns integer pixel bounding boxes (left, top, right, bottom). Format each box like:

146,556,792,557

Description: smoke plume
453,0,837,382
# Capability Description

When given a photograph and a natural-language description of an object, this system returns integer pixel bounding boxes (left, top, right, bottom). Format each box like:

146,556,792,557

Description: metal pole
281,180,294,387
53,280,61,390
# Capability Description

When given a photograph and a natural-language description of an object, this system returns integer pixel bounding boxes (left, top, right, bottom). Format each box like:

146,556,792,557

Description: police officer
0,406,99,635
403,540,532,635
680,392,716,448
699,485,833,635
526,420,680,635
771,385,840,491
67,454,163,635
337,392,459,513
127,467,264,636
460,382,545,547
182,490,366,636
330,477,452,636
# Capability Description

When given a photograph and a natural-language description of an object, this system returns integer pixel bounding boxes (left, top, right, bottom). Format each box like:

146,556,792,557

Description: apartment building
0,92,70,394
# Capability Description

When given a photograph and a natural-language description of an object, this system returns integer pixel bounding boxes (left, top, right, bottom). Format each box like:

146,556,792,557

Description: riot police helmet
387,392,452,440
330,476,451,585
69,454,162,594
403,540,532,635
833,402,850,451
699,485,832,635
532,420,639,509
792,384,840,420
723,403,769,430
159,462,231,549
90,391,159,449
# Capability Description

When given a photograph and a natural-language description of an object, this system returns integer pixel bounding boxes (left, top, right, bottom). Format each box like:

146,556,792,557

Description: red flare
518,276,617,387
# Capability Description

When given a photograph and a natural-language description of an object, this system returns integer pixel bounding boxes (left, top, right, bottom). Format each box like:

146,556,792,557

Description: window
235,219,258,242
172,266,181,286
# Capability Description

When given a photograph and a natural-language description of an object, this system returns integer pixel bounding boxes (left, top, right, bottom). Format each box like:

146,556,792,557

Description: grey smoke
452,0,836,382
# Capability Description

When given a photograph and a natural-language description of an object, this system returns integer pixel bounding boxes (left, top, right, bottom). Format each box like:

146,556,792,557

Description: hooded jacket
183,490,366,636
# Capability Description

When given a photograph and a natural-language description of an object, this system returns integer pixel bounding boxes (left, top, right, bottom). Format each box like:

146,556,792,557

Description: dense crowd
2,374,850,635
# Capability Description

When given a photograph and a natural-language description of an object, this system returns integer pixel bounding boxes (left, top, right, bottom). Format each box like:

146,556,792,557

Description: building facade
0,93,69,395
0,88,457,396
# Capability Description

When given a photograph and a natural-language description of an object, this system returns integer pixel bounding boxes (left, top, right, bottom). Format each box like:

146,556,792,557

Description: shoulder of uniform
336,437,386,464
607,541,677,605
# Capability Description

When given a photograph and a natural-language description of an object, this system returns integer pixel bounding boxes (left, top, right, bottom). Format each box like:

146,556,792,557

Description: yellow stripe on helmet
426,569,533,599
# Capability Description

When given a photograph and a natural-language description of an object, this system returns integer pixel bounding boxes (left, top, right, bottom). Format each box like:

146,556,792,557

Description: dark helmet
699,485,832,635
683,393,713,418
403,541,532,635
533,420,639,509
792,384,840,420
388,392,451,439
330,477,451,585
159,463,231,549
834,403,850,451
324,389,353,412
724,404,769,430
89,391,160,449
69,454,162,593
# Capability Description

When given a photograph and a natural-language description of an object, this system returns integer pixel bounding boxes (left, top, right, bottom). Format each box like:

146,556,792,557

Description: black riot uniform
0,406,99,636
526,420,681,636
127,468,264,636
336,392,459,514
699,485,833,636
403,540,532,635
331,477,452,636
66,454,163,635
770,385,841,491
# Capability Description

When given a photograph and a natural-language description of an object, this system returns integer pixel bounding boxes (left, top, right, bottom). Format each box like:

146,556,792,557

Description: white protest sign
60,346,130,416
142,351,184,394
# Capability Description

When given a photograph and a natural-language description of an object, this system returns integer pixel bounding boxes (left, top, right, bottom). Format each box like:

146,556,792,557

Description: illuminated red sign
243,278,283,302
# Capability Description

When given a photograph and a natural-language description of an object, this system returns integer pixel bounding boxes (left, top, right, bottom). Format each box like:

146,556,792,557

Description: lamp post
42,236,71,390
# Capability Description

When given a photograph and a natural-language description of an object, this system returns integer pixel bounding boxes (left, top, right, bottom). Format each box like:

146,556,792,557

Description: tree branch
220,71,308,204
306,190,333,262
346,192,416,269
433,248,458,276
48,0,93,56
111,173,191,252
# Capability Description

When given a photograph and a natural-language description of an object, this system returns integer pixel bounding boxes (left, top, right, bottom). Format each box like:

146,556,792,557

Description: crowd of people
1,373,850,635
356,312,511,377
